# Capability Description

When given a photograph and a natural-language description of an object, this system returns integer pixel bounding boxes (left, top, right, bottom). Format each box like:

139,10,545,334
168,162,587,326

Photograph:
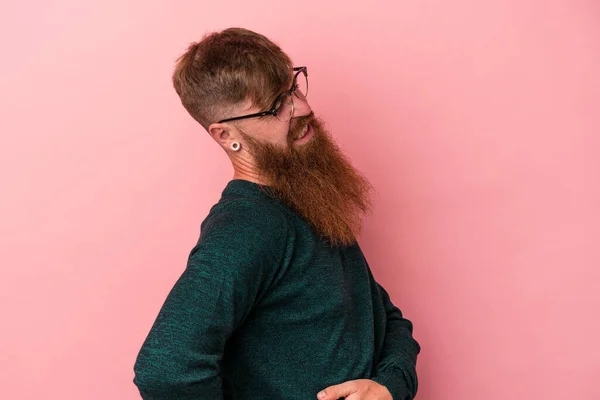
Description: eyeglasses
217,66,308,123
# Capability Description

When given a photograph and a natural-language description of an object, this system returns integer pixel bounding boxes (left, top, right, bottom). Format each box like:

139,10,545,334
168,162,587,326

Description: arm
371,282,421,400
133,200,288,400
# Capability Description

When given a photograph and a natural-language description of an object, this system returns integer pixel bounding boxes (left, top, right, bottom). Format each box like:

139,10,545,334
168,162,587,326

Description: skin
206,85,389,400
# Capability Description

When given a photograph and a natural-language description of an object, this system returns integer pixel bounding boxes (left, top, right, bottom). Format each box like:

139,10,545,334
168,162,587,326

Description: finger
317,381,357,400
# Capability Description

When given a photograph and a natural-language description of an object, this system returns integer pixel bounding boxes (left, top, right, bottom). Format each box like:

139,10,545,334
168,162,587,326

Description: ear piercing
230,141,241,152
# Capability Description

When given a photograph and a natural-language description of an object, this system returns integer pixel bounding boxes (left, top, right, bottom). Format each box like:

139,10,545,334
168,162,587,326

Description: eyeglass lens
293,70,308,100
273,70,308,122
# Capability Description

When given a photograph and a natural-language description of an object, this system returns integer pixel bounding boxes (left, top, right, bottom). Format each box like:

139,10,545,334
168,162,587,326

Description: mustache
289,112,315,138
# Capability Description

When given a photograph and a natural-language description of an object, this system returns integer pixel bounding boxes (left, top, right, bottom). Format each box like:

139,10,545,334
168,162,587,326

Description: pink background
2,1,599,399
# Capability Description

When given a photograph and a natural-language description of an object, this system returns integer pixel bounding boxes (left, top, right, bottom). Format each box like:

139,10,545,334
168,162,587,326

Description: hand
317,379,392,400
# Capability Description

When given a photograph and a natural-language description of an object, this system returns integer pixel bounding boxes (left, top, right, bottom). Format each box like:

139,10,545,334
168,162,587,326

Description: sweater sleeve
370,282,421,400
133,200,288,400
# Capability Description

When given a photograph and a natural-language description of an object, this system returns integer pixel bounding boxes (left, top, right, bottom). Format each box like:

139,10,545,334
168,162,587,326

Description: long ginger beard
239,113,373,247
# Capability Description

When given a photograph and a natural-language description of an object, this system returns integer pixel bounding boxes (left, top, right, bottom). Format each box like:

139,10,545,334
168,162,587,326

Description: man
133,28,420,400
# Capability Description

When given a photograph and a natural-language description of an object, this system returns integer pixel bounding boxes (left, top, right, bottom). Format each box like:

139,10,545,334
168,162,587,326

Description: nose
292,96,312,119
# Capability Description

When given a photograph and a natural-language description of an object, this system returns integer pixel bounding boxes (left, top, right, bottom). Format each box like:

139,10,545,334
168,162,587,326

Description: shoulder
192,198,291,262
203,197,288,237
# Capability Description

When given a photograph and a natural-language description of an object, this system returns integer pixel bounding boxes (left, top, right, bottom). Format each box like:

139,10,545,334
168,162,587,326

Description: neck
230,157,269,185
232,170,269,185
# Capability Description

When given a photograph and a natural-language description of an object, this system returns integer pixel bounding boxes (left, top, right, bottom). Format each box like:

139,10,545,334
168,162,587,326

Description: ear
207,122,229,143
209,121,242,148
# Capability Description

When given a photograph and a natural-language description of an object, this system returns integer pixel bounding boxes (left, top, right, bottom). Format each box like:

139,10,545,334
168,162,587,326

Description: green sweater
133,179,420,400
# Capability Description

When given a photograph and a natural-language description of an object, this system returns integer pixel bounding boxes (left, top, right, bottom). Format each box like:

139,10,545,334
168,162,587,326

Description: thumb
317,381,356,400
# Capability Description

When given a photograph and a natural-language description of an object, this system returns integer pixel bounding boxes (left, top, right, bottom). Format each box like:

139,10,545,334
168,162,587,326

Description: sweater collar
221,179,276,201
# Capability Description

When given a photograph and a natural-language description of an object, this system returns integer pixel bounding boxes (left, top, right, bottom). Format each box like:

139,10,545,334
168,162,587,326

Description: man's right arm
133,200,288,399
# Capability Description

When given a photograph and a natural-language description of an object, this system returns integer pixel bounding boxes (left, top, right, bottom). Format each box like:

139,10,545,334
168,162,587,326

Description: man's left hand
317,379,392,400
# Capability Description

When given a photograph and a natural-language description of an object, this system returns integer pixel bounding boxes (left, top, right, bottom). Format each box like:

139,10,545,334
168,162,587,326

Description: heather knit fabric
133,179,420,400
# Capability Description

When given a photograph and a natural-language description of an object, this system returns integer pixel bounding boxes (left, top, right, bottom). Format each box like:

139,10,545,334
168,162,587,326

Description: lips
294,124,310,140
